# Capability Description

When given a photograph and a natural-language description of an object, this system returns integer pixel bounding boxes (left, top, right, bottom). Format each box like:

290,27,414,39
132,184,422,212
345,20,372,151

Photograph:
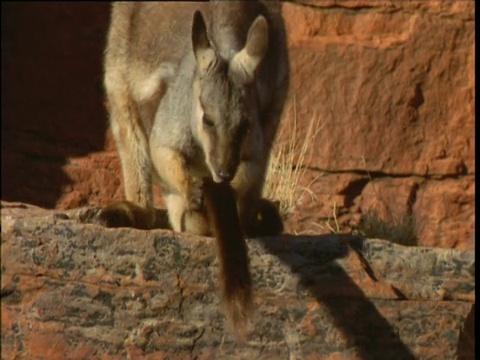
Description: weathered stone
276,0,474,248
1,202,474,359
282,0,474,174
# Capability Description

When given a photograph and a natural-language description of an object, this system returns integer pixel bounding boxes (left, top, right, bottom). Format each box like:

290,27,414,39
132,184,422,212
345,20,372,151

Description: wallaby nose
217,169,233,183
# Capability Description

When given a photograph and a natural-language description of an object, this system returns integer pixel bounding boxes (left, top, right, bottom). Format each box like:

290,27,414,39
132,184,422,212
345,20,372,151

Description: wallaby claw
186,176,204,210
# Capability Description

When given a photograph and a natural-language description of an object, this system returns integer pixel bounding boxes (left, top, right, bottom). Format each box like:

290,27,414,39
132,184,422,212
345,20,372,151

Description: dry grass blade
263,96,322,217
325,201,341,234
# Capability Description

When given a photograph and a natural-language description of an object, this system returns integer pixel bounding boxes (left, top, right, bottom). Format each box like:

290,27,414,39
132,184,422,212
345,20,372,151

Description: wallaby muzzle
209,133,242,183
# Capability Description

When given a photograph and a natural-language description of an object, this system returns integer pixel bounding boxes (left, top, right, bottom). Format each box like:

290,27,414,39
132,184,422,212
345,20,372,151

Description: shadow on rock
257,234,416,360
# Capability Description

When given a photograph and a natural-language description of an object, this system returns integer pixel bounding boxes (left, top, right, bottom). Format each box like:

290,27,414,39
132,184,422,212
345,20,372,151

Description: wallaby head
191,11,269,183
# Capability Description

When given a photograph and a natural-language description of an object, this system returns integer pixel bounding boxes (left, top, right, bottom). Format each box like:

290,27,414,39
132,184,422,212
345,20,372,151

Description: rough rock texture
1,202,475,359
278,0,475,249
1,1,474,261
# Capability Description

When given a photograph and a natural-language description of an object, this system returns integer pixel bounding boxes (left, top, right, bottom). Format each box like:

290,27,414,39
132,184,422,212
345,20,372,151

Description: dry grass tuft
263,97,322,217
354,156,419,246
356,208,418,246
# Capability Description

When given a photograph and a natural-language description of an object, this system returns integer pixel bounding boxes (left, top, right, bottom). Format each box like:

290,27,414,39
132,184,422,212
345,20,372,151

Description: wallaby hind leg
232,161,283,237
99,93,155,229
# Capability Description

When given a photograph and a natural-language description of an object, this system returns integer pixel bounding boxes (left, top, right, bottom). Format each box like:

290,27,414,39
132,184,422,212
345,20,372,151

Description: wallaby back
101,1,289,340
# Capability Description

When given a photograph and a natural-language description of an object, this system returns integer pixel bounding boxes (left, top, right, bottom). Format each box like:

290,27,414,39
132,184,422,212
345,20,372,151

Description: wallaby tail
202,178,253,340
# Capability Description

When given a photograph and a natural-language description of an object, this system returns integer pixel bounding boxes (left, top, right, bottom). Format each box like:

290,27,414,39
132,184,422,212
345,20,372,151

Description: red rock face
278,1,475,249
1,2,474,249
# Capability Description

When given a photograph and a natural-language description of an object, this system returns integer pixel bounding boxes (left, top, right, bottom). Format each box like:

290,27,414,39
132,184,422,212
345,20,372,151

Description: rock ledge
1,202,474,359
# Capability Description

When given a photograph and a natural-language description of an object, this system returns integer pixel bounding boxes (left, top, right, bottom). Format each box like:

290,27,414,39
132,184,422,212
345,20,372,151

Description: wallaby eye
203,115,214,128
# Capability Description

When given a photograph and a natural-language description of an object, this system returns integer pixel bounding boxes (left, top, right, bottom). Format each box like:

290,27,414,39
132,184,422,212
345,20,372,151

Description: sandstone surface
1,202,475,359
277,0,474,248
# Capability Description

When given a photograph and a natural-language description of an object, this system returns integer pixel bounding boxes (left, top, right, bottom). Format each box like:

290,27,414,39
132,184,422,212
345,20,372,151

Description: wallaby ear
192,11,216,74
229,15,269,85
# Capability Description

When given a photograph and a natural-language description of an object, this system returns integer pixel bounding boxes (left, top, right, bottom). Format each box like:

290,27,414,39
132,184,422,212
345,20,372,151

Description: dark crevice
409,83,425,109
285,1,381,12
303,166,474,180
406,182,420,212
189,328,206,356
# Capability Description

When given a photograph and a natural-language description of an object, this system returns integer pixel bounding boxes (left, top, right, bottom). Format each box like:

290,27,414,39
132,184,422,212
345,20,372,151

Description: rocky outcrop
1,202,475,359
278,1,475,248
1,1,474,254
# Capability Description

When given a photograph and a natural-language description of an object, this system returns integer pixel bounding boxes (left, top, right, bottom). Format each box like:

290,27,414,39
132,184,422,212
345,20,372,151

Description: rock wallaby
100,1,289,338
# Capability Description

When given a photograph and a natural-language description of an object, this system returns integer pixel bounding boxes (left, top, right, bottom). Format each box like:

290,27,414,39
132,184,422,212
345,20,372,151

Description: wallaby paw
186,176,204,210
245,198,284,237
183,209,210,235
97,201,154,230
